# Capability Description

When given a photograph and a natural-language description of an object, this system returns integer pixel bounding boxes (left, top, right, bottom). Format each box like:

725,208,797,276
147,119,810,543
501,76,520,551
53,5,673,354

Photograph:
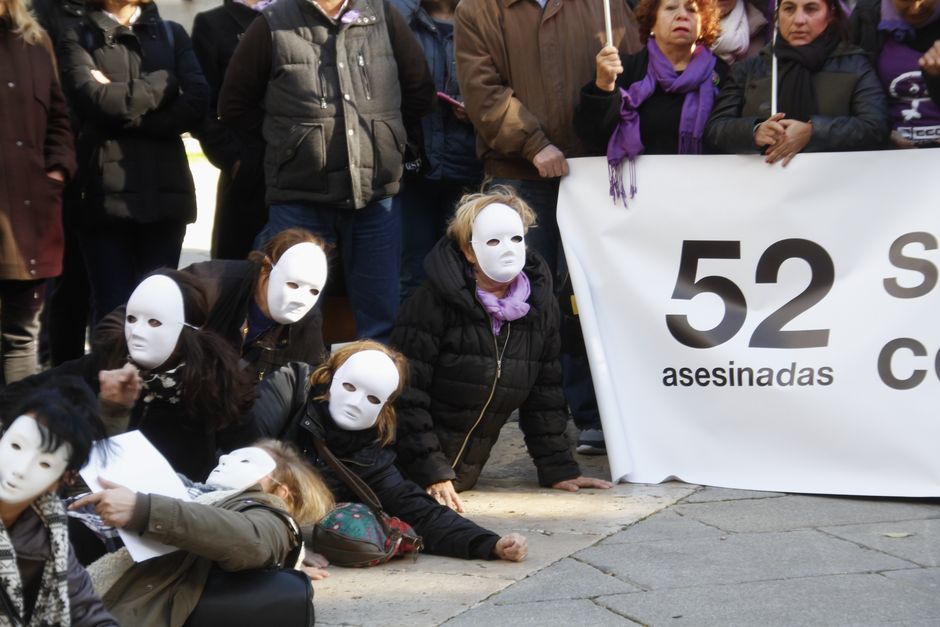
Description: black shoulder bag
184,502,315,627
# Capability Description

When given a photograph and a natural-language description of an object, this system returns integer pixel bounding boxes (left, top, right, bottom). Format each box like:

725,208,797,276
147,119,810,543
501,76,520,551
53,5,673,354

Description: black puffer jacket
59,3,209,225
390,237,581,491
705,42,889,153
246,363,501,560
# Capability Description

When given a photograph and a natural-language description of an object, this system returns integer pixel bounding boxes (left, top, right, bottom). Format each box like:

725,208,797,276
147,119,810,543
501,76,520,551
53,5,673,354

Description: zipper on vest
316,59,327,109
450,324,511,470
357,54,372,100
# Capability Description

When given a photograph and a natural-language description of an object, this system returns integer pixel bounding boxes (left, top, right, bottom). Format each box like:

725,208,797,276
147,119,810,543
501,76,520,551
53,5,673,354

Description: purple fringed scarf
607,38,718,205
476,272,531,336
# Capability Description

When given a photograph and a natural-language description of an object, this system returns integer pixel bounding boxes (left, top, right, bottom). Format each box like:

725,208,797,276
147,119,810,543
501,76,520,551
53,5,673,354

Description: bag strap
162,20,177,73
236,501,304,568
312,439,383,513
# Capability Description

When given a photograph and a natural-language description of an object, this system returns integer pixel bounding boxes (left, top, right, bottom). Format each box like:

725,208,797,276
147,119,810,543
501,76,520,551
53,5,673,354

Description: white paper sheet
80,430,190,561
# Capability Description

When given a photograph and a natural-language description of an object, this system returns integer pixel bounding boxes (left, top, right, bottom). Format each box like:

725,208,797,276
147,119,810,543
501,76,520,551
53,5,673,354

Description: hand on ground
426,479,465,513
552,475,614,492
493,533,528,562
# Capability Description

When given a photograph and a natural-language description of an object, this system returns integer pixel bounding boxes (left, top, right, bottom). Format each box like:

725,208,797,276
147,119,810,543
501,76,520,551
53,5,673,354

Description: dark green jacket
705,42,890,153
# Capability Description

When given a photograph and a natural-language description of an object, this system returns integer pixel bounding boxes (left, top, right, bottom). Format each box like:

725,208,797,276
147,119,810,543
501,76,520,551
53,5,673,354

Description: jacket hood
422,235,556,318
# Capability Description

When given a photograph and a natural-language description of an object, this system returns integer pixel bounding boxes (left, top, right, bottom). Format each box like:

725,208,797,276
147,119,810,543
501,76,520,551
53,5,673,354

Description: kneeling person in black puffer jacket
248,341,527,562
390,188,612,514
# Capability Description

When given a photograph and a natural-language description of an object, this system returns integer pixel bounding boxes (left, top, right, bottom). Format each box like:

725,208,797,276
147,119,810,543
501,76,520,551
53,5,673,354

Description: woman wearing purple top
390,188,611,513
851,0,940,147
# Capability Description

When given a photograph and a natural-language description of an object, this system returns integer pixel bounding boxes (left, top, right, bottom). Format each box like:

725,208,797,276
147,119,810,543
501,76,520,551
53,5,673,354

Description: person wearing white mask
250,340,529,562
0,377,116,627
94,228,330,381
2,270,255,482
389,188,612,514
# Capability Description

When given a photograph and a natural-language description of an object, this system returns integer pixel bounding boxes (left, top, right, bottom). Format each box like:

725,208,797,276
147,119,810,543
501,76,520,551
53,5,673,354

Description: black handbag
184,503,314,627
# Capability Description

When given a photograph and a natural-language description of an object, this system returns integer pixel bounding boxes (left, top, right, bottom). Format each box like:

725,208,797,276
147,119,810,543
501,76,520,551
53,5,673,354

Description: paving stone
484,558,638,604
600,509,725,544
443,599,637,626
597,573,940,626
682,486,786,503
821,519,940,566
883,567,940,596
313,568,512,627
674,495,940,533
576,529,915,589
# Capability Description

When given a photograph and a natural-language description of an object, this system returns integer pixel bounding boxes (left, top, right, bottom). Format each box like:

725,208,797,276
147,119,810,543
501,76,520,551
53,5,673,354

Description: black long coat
191,0,267,259
390,237,581,491
58,3,209,226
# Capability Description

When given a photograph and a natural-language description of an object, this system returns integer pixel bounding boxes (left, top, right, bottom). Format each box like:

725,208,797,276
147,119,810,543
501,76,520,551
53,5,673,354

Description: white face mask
328,350,400,431
266,243,329,325
0,415,71,504
470,203,526,283
206,447,277,490
125,275,188,370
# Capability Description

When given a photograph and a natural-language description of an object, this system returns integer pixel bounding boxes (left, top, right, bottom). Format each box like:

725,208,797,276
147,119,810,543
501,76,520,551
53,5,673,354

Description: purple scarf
476,272,531,336
607,38,718,205
878,0,940,41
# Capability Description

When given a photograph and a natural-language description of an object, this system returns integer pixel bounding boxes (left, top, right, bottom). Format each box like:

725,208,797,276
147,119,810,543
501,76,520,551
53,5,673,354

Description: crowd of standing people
1,0,939,623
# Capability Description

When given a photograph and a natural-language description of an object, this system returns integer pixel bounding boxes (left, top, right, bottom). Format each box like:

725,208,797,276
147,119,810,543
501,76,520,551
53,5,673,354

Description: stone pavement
313,421,940,626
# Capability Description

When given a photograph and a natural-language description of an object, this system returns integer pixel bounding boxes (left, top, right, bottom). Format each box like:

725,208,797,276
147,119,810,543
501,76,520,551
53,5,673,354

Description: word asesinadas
663,361,834,387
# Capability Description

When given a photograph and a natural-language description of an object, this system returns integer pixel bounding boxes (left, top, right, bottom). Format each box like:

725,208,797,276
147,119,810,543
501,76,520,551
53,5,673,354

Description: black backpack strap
235,500,304,567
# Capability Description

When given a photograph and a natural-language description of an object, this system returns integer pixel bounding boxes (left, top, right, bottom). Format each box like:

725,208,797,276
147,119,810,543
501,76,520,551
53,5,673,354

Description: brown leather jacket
454,0,640,180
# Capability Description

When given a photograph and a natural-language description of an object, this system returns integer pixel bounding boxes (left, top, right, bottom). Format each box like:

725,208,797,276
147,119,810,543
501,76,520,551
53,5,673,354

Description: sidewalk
313,421,940,626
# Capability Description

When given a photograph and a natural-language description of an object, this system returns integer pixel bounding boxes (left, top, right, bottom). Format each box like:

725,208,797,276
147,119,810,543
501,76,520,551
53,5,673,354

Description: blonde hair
1,0,51,47
309,340,409,447
253,439,335,525
445,185,538,251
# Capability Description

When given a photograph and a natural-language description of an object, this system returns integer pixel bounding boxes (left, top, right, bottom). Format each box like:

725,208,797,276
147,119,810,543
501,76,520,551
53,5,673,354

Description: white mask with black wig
328,350,400,431
206,447,277,490
470,203,526,283
266,242,329,325
0,415,71,504
125,275,188,370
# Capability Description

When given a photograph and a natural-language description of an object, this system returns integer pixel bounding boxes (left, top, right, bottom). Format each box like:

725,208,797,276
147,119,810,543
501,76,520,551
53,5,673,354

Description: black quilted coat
390,237,581,491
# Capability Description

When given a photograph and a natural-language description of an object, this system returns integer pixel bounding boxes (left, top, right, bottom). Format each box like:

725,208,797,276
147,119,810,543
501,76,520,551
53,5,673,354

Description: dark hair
775,0,848,40
5,376,108,471
96,269,256,431
636,0,722,46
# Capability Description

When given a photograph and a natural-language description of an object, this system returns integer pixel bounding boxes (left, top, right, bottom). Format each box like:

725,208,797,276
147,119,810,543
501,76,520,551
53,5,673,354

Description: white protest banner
558,150,940,497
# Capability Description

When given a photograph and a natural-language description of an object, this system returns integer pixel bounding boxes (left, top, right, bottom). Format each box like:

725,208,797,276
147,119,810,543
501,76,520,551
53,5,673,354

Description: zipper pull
358,54,365,67
496,359,502,380
320,97,327,109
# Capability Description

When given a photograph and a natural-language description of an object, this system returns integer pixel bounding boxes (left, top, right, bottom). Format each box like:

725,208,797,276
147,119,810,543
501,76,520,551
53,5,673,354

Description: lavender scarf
476,272,531,336
607,38,718,204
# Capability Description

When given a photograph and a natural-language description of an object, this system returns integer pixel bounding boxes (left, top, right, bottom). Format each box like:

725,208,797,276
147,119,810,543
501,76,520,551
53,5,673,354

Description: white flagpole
770,2,778,115
603,0,613,46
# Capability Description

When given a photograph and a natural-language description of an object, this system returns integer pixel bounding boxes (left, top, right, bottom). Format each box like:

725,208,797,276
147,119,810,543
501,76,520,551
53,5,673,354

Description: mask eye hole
286,282,299,289
486,238,500,247
147,319,162,328
127,314,137,324
11,443,21,451
310,288,320,296
240,459,250,463
342,382,356,392
366,395,381,405
39,461,51,469
511,235,523,243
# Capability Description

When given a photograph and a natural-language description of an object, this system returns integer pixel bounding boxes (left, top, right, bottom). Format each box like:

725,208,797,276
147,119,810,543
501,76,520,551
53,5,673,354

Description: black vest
262,0,405,209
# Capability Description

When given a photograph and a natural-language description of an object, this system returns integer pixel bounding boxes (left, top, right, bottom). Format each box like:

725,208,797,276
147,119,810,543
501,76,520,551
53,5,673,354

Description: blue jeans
489,177,561,280
80,220,186,327
257,199,400,344
395,178,477,301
